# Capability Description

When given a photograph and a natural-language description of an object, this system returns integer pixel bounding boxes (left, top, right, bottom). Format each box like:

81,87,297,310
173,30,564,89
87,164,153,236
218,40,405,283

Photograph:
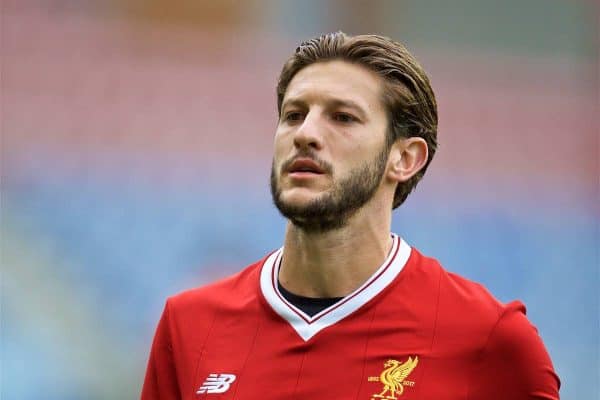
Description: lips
287,158,325,174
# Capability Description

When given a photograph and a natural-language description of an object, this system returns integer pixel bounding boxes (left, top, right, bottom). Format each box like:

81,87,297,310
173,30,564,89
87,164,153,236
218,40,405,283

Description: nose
293,111,324,151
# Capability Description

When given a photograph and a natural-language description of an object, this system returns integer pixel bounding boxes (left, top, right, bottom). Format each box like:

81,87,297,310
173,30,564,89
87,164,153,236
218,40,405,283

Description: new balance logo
196,373,237,394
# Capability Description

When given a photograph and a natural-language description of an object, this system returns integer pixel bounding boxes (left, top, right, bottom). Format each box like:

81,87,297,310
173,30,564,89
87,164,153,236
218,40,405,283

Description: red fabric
141,248,560,399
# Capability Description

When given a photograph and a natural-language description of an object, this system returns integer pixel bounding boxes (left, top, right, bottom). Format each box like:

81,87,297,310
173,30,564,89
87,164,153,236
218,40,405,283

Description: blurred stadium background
1,1,598,399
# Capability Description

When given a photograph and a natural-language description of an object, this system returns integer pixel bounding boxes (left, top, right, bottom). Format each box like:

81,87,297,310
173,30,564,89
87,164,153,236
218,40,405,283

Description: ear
386,137,429,183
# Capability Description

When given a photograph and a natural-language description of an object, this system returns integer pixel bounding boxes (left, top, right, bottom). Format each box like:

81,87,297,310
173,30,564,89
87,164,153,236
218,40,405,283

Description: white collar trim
259,234,412,341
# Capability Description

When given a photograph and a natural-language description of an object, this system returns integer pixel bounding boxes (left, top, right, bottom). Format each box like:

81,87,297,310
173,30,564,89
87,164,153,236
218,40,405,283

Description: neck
278,201,393,298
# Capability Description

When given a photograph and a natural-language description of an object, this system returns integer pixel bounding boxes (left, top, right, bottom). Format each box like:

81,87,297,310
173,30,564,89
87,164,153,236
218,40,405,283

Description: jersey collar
259,233,412,341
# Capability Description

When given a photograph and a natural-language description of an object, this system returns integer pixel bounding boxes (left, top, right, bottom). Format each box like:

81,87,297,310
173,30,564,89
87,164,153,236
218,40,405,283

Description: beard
270,144,390,234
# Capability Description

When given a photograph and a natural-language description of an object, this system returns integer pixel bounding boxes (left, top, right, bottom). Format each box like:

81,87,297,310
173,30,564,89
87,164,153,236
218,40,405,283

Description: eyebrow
281,97,369,120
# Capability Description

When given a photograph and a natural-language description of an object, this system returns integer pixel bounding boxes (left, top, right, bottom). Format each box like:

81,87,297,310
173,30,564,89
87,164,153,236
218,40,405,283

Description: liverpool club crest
367,356,418,399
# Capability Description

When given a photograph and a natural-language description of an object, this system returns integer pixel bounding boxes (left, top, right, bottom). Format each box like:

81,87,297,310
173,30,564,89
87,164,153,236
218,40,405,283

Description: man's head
270,32,438,232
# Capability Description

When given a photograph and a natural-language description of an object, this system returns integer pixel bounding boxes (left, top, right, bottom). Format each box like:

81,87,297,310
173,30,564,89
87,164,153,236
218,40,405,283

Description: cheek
271,138,287,174
273,128,292,156
339,145,379,174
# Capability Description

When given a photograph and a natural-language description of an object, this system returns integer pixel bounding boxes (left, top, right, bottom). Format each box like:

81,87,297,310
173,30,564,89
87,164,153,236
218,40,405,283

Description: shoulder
410,247,504,317
165,253,271,320
409,247,560,398
470,302,561,398
483,302,559,374
409,247,522,345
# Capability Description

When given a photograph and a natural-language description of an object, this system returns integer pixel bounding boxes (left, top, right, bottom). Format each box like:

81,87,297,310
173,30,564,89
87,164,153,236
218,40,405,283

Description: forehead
282,60,385,112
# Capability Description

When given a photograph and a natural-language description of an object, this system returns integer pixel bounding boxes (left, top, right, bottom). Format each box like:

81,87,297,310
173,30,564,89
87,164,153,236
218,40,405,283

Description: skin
272,60,428,298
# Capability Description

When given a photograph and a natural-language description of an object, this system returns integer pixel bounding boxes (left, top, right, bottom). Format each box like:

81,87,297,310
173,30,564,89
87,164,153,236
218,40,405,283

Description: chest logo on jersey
367,356,418,399
196,373,236,395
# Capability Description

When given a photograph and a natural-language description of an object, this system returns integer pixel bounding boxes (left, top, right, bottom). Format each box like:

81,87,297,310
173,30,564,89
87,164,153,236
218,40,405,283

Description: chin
279,190,321,208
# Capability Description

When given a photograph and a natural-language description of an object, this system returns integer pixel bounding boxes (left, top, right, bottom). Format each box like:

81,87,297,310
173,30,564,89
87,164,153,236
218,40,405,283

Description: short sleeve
141,300,182,400
469,301,560,400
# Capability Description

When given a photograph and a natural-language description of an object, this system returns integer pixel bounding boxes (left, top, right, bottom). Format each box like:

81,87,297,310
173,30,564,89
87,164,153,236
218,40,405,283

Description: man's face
270,60,390,233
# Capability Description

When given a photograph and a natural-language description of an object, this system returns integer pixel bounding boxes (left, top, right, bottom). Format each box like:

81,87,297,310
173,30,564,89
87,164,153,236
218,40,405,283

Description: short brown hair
276,32,438,209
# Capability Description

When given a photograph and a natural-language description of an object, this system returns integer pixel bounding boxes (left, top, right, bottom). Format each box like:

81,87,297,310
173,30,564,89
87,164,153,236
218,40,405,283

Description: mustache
280,150,333,175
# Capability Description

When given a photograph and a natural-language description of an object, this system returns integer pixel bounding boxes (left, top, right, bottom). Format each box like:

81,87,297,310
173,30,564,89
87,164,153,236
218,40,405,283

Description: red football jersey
141,235,560,399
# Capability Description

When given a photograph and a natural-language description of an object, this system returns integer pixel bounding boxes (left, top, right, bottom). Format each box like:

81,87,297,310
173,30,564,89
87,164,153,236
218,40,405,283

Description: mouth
286,158,325,176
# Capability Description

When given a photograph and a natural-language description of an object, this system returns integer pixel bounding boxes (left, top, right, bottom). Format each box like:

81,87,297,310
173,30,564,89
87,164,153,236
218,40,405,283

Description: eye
284,111,304,122
333,113,357,123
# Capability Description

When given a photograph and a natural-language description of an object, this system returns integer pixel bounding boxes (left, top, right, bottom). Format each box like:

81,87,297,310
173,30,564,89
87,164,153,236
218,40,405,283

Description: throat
278,280,344,317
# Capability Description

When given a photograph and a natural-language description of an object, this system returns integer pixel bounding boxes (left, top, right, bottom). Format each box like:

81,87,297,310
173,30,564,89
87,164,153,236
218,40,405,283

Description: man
141,32,560,399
